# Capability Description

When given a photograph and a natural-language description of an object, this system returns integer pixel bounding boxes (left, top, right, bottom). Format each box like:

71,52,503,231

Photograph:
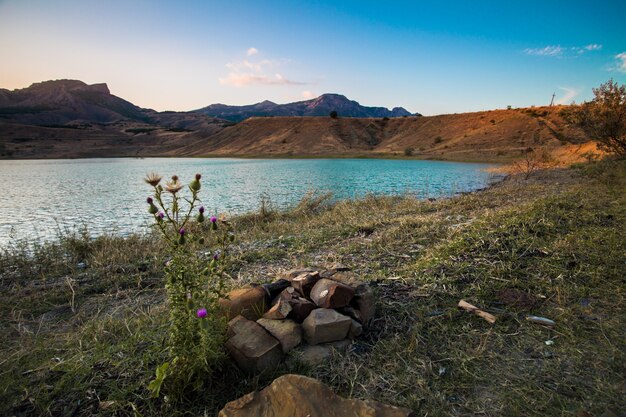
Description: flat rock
224,316,282,373
218,374,415,417
219,287,268,321
256,318,302,353
296,339,352,366
310,278,355,308
302,308,351,344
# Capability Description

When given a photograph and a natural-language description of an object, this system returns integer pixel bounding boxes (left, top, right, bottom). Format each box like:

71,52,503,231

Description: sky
0,0,625,115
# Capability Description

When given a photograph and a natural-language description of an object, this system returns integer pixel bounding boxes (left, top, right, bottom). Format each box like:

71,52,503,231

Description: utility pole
549,92,556,107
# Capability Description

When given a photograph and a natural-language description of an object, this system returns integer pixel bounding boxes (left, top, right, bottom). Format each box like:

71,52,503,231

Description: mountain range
0,80,416,126
0,79,591,161
196,94,416,121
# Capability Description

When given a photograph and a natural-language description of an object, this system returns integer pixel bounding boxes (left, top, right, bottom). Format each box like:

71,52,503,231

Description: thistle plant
144,172,233,397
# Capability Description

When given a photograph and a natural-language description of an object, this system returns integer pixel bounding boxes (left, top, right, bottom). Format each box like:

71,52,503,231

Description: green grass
1,160,624,416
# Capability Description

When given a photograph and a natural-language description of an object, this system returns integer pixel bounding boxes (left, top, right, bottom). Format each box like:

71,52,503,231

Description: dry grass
1,159,624,416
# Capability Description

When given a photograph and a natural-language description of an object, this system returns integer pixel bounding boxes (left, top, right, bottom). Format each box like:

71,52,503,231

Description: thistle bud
197,206,205,223
157,211,165,223
147,197,158,214
210,216,218,230
189,173,201,192
178,228,186,244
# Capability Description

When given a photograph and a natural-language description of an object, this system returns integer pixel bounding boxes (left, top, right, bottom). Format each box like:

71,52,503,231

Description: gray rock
349,319,363,339
295,339,353,366
225,315,282,373
302,308,351,344
257,318,302,353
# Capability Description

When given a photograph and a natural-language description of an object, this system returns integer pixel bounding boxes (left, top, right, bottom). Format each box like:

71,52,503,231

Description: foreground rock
218,374,415,417
302,308,351,344
219,287,268,320
256,318,302,353
225,316,282,373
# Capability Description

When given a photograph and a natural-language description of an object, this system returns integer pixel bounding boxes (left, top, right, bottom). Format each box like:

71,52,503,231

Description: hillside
180,106,591,161
0,79,594,161
0,80,230,158
1,106,592,161
196,93,415,121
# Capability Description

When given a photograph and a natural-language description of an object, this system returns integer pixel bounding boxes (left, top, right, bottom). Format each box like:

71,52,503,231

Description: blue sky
0,0,624,115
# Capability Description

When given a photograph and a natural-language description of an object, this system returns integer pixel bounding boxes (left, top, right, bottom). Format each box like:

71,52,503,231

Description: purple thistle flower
213,253,219,260
195,173,202,180
146,197,153,204
179,228,185,236
210,216,217,223
197,308,207,318
158,211,165,219
199,206,205,214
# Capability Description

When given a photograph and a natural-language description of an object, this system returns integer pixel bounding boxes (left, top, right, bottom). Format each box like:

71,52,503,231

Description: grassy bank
1,160,624,416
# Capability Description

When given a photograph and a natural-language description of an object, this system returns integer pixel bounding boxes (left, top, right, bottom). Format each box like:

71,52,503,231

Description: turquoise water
0,158,500,247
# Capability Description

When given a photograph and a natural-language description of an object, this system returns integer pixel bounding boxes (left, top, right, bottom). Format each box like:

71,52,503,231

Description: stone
290,271,321,297
262,279,291,299
349,319,363,339
289,297,317,323
310,278,355,308
280,267,317,280
273,286,299,304
219,286,268,321
224,316,282,373
256,318,302,353
263,297,292,320
218,374,415,417
302,308,351,344
296,339,353,366
337,305,363,323
330,272,376,326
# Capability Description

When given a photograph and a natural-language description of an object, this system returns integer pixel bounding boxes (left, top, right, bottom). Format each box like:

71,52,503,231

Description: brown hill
178,106,590,162
1,105,594,161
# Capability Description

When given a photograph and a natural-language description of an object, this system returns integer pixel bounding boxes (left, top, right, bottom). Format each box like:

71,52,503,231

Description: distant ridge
196,93,418,121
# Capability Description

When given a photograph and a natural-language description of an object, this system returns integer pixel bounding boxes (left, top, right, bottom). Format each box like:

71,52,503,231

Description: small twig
65,277,76,313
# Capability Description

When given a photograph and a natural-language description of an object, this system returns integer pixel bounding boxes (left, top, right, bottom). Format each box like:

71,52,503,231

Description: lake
0,158,500,247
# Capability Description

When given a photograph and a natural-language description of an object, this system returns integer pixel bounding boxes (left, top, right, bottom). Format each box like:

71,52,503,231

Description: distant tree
563,79,626,156
507,105,512,110
329,110,338,119
404,147,415,156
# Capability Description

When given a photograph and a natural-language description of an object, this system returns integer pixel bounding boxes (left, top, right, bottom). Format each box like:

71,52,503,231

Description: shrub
562,79,626,156
404,147,415,156
329,110,338,119
143,173,232,398
433,136,443,144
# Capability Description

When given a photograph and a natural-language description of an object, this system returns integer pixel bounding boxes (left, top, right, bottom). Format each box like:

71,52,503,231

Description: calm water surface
0,158,500,247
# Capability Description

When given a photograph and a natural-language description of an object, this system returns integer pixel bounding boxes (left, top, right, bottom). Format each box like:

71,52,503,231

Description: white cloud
220,50,308,87
584,44,602,51
613,52,626,73
301,90,316,99
219,73,306,87
556,86,580,105
525,45,563,56
525,44,603,57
